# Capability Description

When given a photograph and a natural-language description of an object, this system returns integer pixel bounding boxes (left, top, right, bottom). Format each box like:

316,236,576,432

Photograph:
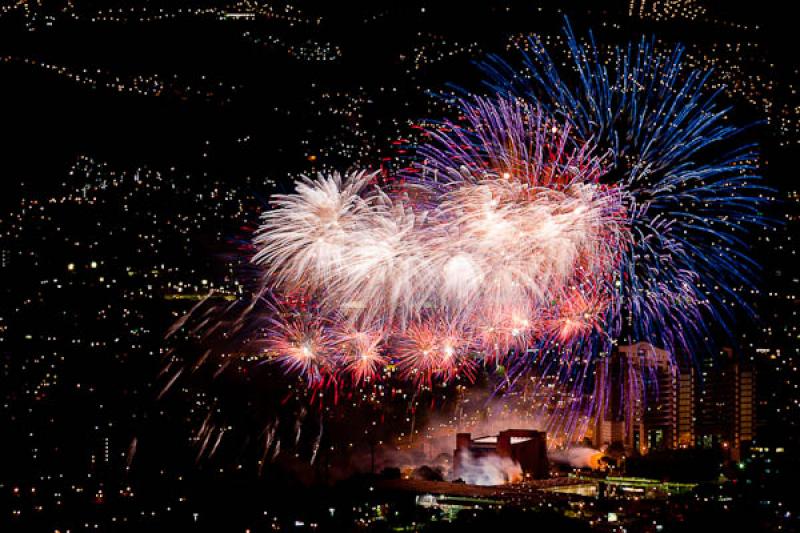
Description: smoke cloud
548,446,604,469
454,449,522,486
363,387,547,482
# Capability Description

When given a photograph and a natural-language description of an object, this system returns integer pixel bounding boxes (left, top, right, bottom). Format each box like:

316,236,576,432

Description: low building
454,429,549,480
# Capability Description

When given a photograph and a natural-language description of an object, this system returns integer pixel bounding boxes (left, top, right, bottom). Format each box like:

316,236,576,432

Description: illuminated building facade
454,429,549,480
592,343,756,459
592,342,695,454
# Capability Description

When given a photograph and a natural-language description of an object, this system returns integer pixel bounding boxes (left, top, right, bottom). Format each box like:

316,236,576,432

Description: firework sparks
337,325,388,385
264,305,337,385
395,320,476,386
178,19,771,451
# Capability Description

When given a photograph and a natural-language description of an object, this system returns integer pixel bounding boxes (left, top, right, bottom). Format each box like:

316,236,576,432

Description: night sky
1,1,798,531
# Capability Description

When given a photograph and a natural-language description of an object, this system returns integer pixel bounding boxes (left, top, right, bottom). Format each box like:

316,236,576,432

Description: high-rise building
592,342,695,454
591,343,756,460
676,366,696,448
696,348,756,460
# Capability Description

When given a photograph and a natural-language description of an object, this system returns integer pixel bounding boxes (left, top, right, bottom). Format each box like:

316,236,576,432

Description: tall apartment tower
696,348,755,460
592,342,695,454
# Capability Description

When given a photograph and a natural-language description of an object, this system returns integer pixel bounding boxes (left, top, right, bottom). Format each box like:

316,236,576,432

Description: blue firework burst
474,18,772,361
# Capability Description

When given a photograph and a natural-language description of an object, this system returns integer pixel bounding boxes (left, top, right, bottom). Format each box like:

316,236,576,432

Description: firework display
252,103,626,385
242,20,769,443
479,22,769,352
6,1,798,529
